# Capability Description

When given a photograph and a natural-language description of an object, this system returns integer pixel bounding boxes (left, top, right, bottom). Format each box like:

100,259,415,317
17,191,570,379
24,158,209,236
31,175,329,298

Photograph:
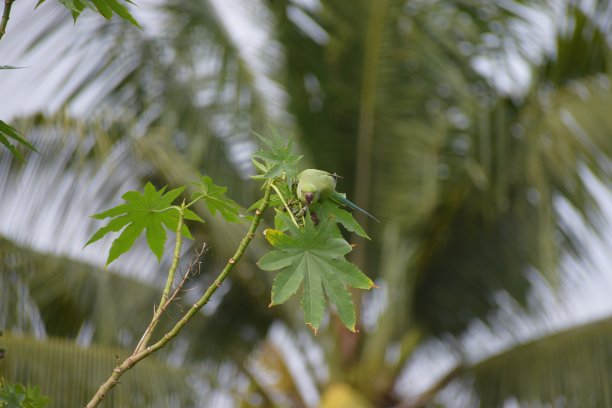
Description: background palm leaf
1,334,195,407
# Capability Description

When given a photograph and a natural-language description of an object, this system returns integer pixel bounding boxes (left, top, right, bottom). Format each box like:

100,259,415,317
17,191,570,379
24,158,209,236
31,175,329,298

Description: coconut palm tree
0,0,611,406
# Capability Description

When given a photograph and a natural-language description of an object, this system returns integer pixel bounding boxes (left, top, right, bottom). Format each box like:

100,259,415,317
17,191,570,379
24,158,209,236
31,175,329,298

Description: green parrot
297,169,380,222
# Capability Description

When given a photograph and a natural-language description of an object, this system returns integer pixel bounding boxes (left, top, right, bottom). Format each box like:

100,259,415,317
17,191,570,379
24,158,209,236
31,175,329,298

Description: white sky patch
0,1,165,118
472,51,532,95
209,0,289,123
270,324,321,407
470,0,560,96
0,2,72,117
290,0,322,12
287,5,329,44
246,323,322,407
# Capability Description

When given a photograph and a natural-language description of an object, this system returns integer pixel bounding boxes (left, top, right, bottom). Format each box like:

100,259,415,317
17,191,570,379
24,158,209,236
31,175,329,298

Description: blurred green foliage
0,0,611,406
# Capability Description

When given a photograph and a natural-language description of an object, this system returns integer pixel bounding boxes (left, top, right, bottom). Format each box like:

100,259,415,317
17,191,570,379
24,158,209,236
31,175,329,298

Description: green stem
0,0,14,41
270,182,299,228
85,183,272,408
134,202,185,353
184,196,201,209
160,203,185,306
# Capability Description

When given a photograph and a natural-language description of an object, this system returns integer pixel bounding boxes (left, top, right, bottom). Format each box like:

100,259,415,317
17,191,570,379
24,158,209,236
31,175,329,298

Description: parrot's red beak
304,192,314,204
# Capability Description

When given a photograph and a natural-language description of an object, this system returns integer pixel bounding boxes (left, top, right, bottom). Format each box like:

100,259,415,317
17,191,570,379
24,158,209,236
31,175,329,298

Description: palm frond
0,114,277,362
0,114,172,278
437,316,612,407
401,2,612,336
1,0,283,185
1,236,179,346
0,333,195,407
540,2,610,85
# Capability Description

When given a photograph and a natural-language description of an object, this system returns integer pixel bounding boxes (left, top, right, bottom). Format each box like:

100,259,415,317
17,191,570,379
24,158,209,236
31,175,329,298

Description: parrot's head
298,182,319,205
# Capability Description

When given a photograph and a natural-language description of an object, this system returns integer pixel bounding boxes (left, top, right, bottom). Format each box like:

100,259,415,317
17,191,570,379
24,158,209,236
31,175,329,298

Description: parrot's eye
304,192,314,204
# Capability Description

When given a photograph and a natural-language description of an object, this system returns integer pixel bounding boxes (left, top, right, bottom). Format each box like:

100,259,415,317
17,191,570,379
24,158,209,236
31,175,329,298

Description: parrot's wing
298,169,336,198
314,173,336,197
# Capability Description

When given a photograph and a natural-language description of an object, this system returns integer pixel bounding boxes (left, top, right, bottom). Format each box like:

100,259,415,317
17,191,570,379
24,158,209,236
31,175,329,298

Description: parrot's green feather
297,169,379,222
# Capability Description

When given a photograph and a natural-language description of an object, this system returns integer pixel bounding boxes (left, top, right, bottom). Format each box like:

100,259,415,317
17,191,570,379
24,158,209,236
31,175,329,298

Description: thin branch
135,203,186,353
0,0,15,41
85,183,272,408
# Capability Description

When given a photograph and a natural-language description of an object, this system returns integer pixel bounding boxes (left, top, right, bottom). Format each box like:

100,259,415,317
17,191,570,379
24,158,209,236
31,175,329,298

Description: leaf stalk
134,201,186,353
270,181,299,228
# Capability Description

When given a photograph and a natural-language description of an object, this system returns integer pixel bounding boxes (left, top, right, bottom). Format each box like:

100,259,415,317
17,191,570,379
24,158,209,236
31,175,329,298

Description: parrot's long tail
332,191,380,223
